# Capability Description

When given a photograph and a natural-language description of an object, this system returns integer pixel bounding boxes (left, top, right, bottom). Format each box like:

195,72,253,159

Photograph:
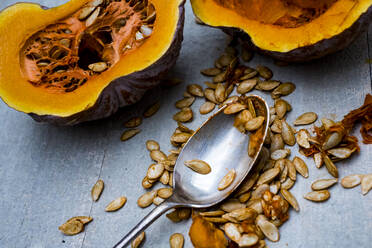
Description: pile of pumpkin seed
59,43,372,247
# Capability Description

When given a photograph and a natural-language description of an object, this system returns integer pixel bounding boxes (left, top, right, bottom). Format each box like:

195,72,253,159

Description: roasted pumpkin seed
131,232,145,248
314,153,324,168
245,116,265,131
341,174,362,188
201,68,222,76
274,99,287,119
146,140,160,151
322,131,343,150
311,179,338,191
143,102,160,118
105,196,127,212
173,108,193,122
361,174,372,195
239,233,259,247
85,7,101,26
237,79,257,94
199,101,215,114
271,82,296,98
175,97,195,109
157,188,173,199
66,216,92,225
257,168,280,185
59,219,84,236
270,149,290,160
88,61,107,72
257,80,280,91
169,233,184,248
204,88,218,103
187,84,204,97
323,154,338,178
281,120,295,146
215,83,226,103
184,159,211,174
327,147,355,159
256,65,273,80
296,129,311,148
294,112,318,125
280,189,299,211
91,179,104,202
224,223,241,243
218,169,236,191
293,156,309,178
124,117,142,128
121,129,141,141
147,163,165,179
256,215,279,242
150,150,167,162
224,103,246,115
304,190,330,202
137,190,157,208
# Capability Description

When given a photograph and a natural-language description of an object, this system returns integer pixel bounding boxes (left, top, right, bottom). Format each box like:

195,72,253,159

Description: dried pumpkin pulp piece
190,0,372,62
0,0,185,125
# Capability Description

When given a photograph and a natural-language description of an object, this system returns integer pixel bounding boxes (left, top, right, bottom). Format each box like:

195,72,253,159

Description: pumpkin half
191,0,372,62
0,0,185,125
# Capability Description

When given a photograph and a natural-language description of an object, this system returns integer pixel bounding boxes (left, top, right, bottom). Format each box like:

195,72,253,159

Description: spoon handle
113,201,179,248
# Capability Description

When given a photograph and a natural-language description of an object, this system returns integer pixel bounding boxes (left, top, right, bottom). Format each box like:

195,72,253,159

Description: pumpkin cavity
20,0,156,93
214,0,337,28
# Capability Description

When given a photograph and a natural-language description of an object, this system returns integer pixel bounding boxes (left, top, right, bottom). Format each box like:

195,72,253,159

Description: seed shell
224,103,246,115
175,97,195,109
256,65,273,80
296,129,311,148
137,190,157,208
224,223,241,243
199,101,216,114
173,108,193,122
256,215,279,242
293,156,309,178
105,196,127,212
281,120,295,146
147,163,165,179
146,140,160,151
361,174,372,195
237,79,257,94
143,102,160,118
157,188,173,199
67,216,93,225
187,84,204,97
245,116,265,131
169,233,184,248
59,219,84,236
323,154,339,178
280,189,299,211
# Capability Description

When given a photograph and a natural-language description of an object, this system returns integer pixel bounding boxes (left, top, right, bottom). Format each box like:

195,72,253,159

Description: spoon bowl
113,95,269,247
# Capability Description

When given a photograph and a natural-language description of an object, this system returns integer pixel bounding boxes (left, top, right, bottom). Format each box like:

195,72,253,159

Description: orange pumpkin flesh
0,0,185,124
191,0,372,61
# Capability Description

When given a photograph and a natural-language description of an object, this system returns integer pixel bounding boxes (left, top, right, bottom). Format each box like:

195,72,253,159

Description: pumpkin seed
304,190,330,202
281,178,294,190
169,172,173,186
90,0,103,7
281,120,295,146
142,177,153,189
171,132,192,144
175,97,195,109
241,70,258,80
274,99,287,119
120,128,141,141
270,134,284,153
66,216,92,225
247,199,263,214
143,101,160,118
140,25,152,36
199,101,215,114
223,208,258,222
79,6,96,20
238,233,259,247
323,154,338,178
311,179,338,191
321,118,336,130
238,192,251,203
187,84,204,97
270,181,281,194
135,31,145,41
173,108,193,122
314,152,324,168
225,84,234,98
271,82,295,98
294,112,318,126
251,184,270,200
245,116,265,131
153,196,165,205
131,232,145,248
201,67,222,76
85,7,100,26
200,210,225,217
361,174,372,195
137,190,157,208
150,150,167,162
242,48,253,62
327,147,355,159
147,163,164,179
270,149,290,160
280,189,299,211
159,170,170,185
296,129,310,148
124,117,142,128
203,217,228,223
59,219,84,236
88,61,107,72
204,88,218,103
286,159,297,181
218,169,236,191
215,83,226,103
271,119,282,133
234,110,253,133
221,199,246,212
256,65,273,80
59,38,71,48
218,54,235,67
341,174,362,188
257,168,280,185
91,179,104,202
105,196,127,212
213,71,227,83
255,215,279,242
146,140,160,151
235,173,259,196
293,156,309,178
169,233,184,248
224,223,241,243
257,80,280,91
322,131,343,150
224,103,246,115
184,160,211,174
237,79,257,94
157,188,173,199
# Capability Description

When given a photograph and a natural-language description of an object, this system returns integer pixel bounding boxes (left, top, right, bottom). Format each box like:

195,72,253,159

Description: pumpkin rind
0,0,185,125
191,0,372,62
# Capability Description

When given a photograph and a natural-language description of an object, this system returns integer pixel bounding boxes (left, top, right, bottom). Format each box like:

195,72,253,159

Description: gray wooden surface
0,1,371,247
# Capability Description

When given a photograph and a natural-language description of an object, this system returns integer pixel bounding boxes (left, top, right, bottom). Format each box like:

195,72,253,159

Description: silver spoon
113,95,270,247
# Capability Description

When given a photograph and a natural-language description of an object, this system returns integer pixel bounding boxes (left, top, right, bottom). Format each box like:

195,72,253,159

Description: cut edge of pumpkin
0,0,183,117
191,0,372,53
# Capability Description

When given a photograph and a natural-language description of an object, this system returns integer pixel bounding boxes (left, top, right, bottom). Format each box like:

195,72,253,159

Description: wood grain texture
0,1,371,248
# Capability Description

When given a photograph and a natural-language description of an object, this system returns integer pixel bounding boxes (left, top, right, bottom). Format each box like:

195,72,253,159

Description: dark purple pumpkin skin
219,5,372,62
30,0,185,125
